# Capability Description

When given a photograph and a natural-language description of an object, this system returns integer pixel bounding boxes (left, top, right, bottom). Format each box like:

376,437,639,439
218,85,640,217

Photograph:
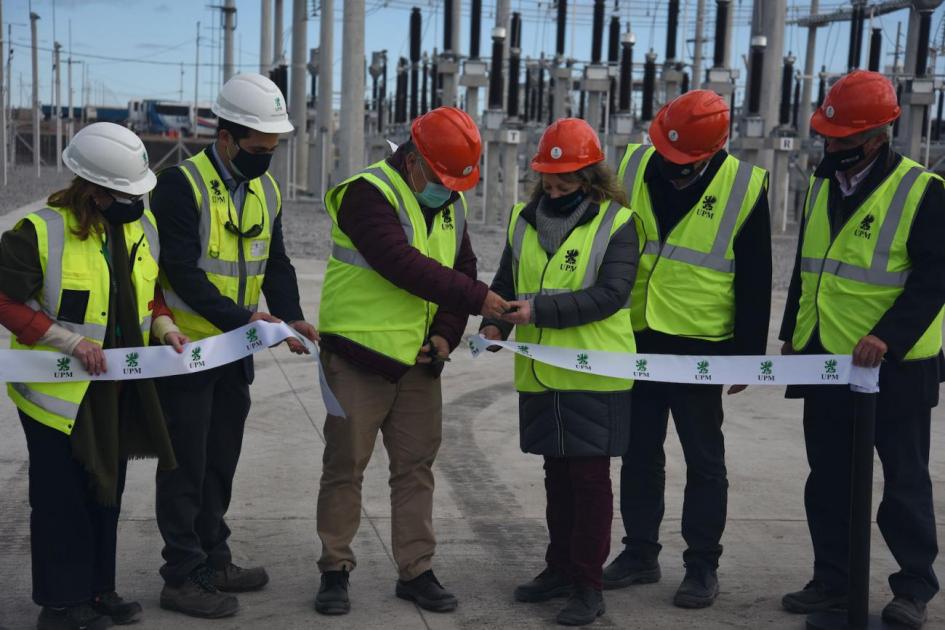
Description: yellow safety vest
618,144,768,340
510,200,636,393
792,156,944,359
160,150,281,340
8,206,160,435
318,160,467,366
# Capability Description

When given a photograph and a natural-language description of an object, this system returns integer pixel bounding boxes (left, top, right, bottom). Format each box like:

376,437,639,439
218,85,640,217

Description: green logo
56,357,71,372
246,328,259,343
191,347,202,363
697,360,710,375
274,96,283,111
125,352,139,368
635,359,648,372
824,359,838,375
760,360,773,376
577,353,590,368
517,344,530,356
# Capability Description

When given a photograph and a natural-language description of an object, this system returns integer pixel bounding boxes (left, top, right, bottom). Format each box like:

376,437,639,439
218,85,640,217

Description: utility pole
290,0,307,190
30,11,39,178
221,0,236,83
273,0,284,64
260,0,272,73
797,0,819,177
67,21,73,142
692,0,706,90
194,21,200,138
54,41,61,172
339,0,365,179
315,0,334,197
0,0,6,186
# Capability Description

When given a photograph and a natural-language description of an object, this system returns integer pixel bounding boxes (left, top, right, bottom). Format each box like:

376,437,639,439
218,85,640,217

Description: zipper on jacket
554,391,565,456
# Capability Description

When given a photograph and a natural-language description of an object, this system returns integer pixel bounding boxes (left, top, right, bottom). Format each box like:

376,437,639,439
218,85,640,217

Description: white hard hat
62,122,157,196
212,73,295,134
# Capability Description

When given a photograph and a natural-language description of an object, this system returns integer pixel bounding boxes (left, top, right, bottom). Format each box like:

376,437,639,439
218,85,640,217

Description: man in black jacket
779,70,943,630
604,90,772,609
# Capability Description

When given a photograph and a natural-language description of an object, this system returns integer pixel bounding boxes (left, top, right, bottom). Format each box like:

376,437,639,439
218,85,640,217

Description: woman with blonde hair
0,123,186,630
480,118,638,626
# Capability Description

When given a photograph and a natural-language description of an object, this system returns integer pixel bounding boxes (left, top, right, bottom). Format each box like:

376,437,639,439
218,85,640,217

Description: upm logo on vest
822,359,840,381
245,327,263,351
123,352,142,375
695,360,712,381
575,353,592,371
854,214,875,239
697,195,717,219
561,249,579,272
441,208,454,230
757,360,775,382
633,358,650,378
54,357,73,379
210,179,226,204
189,346,206,369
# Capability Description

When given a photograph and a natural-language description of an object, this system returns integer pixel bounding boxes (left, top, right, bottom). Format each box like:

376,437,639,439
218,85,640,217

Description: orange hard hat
810,70,900,138
531,118,605,173
410,106,482,191
649,89,730,164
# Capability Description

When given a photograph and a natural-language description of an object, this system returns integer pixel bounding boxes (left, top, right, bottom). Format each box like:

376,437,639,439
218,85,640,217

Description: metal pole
66,21,73,142
291,0,308,191
260,0,273,73
0,0,6,186
223,0,236,82
338,0,364,179
273,0,284,64
316,0,333,197
692,0,706,89
410,8,421,120
194,21,200,138
54,41,61,172
30,11,39,179
797,0,818,160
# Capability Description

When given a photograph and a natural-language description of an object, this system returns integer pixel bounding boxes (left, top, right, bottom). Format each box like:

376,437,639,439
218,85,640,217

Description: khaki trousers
316,349,443,581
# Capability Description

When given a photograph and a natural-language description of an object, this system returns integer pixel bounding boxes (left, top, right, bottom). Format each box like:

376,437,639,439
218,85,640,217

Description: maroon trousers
543,456,613,590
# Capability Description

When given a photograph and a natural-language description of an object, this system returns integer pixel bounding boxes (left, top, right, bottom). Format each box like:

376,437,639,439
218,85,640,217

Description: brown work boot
211,562,269,593
160,566,239,619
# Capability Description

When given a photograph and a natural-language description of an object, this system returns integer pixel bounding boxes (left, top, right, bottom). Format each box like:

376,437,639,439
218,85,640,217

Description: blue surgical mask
415,181,452,208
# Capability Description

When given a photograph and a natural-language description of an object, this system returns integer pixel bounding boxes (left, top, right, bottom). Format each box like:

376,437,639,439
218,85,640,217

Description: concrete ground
0,216,943,629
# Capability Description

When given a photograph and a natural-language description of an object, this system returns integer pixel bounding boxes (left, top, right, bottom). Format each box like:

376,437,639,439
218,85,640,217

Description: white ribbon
468,336,880,393
1,321,345,417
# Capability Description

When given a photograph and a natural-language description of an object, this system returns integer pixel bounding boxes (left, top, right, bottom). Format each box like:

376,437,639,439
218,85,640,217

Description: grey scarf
535,194,593,254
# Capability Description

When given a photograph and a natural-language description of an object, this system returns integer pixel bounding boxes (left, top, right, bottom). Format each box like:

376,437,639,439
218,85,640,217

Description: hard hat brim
809,108,900,139
531,156,604,174
212,102,295,134
432,163,480,192
62,149,158,196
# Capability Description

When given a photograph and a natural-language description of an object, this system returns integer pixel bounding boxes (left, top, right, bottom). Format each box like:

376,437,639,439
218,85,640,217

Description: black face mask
820,145,866,175
229,141,273,181
99,195,145,225
545,189,586,214
656,156,700,181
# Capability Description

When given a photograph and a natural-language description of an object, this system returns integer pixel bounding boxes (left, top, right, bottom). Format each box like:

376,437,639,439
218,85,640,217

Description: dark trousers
618,381,727,569
544,456,613,590
20,413,127,607
155,362,251,585
803,389,939,602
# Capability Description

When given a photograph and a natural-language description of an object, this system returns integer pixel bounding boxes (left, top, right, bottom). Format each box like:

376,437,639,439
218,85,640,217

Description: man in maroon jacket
314,107,508,616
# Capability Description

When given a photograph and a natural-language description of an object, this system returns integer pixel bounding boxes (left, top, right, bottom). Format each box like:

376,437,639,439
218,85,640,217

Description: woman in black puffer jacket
481,118,639,626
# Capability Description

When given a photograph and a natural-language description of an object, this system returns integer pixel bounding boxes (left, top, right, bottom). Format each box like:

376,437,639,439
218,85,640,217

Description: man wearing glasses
150,73,318,619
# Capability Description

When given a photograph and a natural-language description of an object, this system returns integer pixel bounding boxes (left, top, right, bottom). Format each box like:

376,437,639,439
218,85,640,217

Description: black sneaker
395,570,458,612
602,549,661,590
781,580,848,614
556,586,605,626
673,565,720,609
37,604,112,630
514,567,574,602
159,566,239,619
90,592,142,625
211,562,269,593
882,596,927,629
315,569,350,616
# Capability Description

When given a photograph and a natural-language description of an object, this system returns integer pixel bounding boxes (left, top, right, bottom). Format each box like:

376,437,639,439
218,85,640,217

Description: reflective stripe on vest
618,143,766,340
162,152,279,340
792,157,944,359
9,206,159,435
509,199,636,393
318,160,464,365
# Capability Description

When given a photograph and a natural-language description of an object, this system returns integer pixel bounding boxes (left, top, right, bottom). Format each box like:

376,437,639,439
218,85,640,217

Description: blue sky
4,0,945,110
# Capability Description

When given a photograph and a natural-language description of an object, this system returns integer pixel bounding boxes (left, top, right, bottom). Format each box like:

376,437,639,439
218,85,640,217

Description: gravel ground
281,199,800,289
0,165,74,214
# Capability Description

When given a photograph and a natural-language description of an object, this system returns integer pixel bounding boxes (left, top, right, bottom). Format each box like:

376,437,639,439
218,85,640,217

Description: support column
338,0,365,178
30,11,39,178
291,0,308,191
315,0,333,198
260,0,273,74
223,0,236,82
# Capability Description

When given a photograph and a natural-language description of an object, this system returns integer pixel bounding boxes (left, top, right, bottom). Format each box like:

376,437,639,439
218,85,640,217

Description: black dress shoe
673,565,720,609
395,570,458,612
556,586,605,626
882,596,927,629
90,592,142,625
514,567,574,602
315,569,350,615
602,549,661,590
781,580,848,614
37,604,113,630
